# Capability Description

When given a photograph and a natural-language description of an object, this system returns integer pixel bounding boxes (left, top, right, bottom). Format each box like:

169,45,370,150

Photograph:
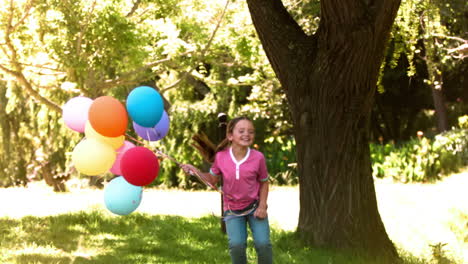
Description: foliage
429,242,455,264
373,0,467,142
262,136,297,185
433,129,468,173
390,0,466,77
0,0,466,190
371,129,468,182
149,0,293,188
36,0,151,94
0,0,162,188
283,0,320,35
0,210,431,264
0,81,73,188
458,115,468,129
0,0,293,188
371,48,432,141
449,210,468,257
371,138,439,182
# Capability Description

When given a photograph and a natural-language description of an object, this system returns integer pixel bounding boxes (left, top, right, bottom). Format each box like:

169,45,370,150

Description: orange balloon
88,96,128,137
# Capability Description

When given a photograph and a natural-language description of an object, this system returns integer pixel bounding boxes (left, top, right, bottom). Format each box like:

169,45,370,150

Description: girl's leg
248,215,273,264
225,216,248,264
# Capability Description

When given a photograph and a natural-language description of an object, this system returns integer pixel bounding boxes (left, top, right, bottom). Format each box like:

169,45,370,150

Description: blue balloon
133,111,170,141
126,86,164,127
104,176,143,215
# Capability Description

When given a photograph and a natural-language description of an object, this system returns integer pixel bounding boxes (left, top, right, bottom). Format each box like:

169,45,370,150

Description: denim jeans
225,213,273,264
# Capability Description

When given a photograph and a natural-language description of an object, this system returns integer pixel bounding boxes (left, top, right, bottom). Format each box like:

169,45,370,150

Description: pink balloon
110,141,136,175
62,96,93,133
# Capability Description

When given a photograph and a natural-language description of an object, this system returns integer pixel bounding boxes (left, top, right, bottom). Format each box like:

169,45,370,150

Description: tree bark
429,67,449,133
246,0,400,259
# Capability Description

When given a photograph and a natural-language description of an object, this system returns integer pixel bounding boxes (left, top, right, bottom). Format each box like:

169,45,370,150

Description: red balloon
120,147,159,186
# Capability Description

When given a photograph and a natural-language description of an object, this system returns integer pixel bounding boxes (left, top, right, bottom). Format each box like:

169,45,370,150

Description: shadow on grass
0,211,429,264
0,211,232,263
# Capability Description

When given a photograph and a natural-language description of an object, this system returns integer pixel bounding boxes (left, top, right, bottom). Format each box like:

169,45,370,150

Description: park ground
0,168,467,263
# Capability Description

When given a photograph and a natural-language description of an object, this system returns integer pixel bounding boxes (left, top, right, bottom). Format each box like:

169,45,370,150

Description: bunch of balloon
62,86,169,216
67,95,128,176
63,95,136,215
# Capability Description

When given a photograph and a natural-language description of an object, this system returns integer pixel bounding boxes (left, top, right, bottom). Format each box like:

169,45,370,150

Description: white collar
229,147,250,180
229,147,250,165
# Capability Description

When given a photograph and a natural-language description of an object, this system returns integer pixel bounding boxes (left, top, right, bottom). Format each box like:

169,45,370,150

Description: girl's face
228,120,255,148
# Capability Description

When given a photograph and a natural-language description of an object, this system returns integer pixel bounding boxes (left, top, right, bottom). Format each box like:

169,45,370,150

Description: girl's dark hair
192,116,252,163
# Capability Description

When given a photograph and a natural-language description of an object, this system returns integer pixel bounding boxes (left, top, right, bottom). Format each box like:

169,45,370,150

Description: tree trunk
42,162,67,192
246,0,400,259
430,71,449,133
291,49,397,258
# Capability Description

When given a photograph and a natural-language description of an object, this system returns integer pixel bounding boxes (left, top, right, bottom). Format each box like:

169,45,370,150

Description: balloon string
124,133,225,196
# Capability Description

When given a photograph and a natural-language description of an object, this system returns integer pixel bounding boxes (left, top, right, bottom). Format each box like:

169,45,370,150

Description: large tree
245,0,401,258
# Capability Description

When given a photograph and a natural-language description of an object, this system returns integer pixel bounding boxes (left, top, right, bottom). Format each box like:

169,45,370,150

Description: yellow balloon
72,138,116,175
84,121,125,149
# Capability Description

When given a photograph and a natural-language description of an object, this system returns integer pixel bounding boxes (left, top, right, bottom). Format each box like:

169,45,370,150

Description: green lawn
2,169,468,263
0,210,428,264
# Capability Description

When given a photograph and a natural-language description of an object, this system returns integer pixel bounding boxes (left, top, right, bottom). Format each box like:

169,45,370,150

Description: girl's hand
180,164,197,175
254,205,268,219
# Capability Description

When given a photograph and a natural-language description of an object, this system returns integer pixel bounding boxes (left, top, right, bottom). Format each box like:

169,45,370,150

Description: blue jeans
225,213,273,264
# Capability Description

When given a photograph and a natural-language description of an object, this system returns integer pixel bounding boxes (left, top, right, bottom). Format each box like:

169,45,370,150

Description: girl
181,116,273,264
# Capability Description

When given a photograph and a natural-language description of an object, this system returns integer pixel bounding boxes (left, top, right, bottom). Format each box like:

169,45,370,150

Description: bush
433,129,468,175
371,129,468,182
371,138,440,182
458,115,468,129
262,136,297,185
265,129,468,184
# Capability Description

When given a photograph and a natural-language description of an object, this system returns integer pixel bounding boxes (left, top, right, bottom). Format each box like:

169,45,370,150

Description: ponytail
191,132,217,163
215,138,230,153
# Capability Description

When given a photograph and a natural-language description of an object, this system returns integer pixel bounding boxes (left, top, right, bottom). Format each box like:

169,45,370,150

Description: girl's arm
254,180,269,219
180,164,219,186
197,171,219,186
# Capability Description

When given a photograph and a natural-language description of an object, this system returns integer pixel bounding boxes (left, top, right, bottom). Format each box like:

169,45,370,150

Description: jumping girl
181,116,273,264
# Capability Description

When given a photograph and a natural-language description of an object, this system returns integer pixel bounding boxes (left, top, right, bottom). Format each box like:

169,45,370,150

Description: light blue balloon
126,86,164,127
104,176,143,215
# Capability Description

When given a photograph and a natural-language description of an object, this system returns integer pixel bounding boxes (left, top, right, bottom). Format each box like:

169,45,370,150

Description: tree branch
245,0,309,83
2,0,62,113
182,72,211,96
159,1,230,94
160,79,182,93
431,34,467,43
19,62,63,72
0,63,19,76
371,0,401,42
200,0,231,58
11,0,35,32
431,34,468,59
75,0,96,61
96,52,192,90
447,43,468,59
3,66,62,112
126,0,142,17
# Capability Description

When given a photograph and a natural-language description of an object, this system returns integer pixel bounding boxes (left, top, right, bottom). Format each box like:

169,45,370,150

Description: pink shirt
210,147,269,211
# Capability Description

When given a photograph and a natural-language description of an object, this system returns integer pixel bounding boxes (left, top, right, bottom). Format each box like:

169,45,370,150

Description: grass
1,168,467,263
0,210,430,264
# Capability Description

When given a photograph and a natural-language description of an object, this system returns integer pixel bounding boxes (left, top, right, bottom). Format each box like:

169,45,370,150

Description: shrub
371,138,440,182
458,115,468,129
433,129,468,175
263,136,297,185
371,129,468,182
